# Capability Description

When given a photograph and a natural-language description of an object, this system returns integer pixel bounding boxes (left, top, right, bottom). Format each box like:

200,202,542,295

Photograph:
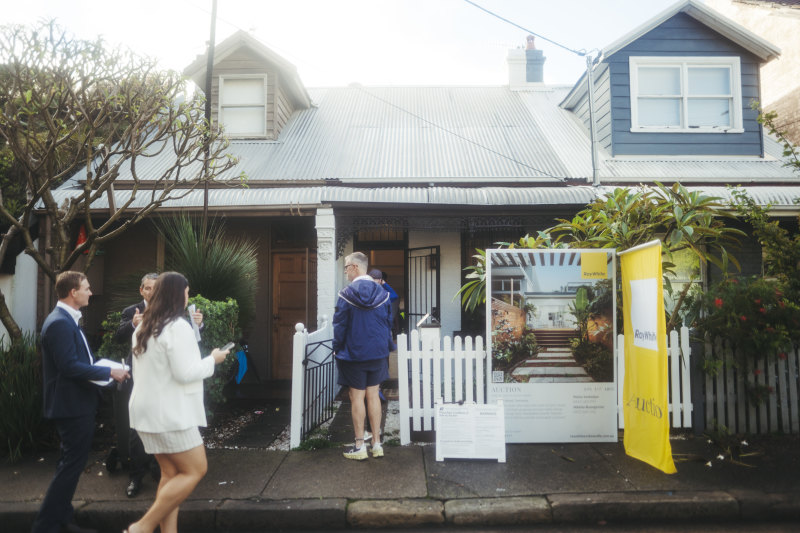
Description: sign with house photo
486,249,617,443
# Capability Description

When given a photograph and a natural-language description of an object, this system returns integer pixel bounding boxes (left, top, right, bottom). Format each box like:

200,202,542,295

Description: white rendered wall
408,230,461,338
0,244,39,344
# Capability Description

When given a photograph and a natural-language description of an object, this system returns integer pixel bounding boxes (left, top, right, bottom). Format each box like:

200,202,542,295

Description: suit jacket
114,300,146,346
40,306,110,419
128,319,215,433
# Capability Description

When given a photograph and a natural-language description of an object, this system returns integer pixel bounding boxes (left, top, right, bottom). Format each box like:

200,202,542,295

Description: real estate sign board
486,248,618,443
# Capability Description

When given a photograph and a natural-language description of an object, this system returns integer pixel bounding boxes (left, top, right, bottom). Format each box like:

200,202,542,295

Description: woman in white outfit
125,272,230,533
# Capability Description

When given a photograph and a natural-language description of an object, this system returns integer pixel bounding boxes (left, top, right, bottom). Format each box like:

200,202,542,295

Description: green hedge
189,295,241,419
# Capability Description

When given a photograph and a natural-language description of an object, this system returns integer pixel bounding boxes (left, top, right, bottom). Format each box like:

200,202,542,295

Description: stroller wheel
105,447,119,473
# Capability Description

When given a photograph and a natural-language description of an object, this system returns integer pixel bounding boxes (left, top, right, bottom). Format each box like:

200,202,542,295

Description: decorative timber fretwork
335,214,555,258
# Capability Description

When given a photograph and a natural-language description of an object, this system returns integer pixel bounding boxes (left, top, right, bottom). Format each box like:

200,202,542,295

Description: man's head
344,252,368,282
139,273,158,303
55,271,91,310
368,269,383,284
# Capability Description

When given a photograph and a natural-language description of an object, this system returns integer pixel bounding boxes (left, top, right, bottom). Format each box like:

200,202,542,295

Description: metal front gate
405,246,440,330
301,337,337,441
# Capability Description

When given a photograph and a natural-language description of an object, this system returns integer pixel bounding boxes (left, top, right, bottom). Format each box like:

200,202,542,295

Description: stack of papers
91,358,129,386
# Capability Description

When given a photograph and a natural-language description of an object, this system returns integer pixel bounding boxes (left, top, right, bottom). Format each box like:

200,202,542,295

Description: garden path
511,346,593,383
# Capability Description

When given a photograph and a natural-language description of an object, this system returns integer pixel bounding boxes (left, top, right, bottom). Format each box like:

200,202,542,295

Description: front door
271,250,317,379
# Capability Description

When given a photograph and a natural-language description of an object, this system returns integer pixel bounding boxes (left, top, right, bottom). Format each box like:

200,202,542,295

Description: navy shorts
336,357,389,390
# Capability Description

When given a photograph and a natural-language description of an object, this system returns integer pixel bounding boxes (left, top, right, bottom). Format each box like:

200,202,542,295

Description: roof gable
184,30,312,108
603,0,780,62
561,0,780,110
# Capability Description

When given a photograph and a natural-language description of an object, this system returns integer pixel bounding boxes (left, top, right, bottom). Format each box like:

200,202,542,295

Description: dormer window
629,56,743,133
219,75,267,137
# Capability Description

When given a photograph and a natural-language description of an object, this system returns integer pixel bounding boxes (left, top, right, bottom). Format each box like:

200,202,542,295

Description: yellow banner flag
619,240,676,474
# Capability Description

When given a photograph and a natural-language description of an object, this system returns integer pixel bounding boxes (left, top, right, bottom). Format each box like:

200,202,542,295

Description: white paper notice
90,358,129,386
188,304,201,342
435,402,506,462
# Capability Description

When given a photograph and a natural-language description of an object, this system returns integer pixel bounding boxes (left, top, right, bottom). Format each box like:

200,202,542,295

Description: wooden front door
271,251,317,379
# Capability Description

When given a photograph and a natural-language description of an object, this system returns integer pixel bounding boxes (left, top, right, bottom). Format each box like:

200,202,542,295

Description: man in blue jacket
334,252,393,460
33,271,129,533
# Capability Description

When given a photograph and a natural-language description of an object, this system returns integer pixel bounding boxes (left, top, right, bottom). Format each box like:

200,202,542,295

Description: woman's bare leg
126,445,208,533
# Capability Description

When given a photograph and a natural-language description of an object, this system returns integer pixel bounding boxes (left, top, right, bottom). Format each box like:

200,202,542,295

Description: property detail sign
435,401,506,462
485,249,617,443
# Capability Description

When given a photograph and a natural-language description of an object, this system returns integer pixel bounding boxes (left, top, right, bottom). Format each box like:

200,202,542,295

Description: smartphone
221,342,235,351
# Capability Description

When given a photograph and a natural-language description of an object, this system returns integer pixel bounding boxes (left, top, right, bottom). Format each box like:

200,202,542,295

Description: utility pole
585,52,600,187
202,0,218,237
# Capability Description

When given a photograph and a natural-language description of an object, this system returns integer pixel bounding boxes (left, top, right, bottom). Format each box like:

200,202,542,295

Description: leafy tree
0,21,240,342
457,183,744,332
753,102,800,173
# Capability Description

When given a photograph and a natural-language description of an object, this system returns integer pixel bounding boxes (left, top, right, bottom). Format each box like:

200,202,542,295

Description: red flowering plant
687,276,800,399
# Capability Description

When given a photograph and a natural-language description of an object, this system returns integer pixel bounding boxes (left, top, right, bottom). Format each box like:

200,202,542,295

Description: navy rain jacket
333,277,394,362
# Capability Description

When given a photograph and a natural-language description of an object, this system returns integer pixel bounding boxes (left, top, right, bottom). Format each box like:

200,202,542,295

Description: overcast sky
8,0,684,87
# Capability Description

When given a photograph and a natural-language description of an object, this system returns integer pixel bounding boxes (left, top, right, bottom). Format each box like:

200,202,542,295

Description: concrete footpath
1,431,799,531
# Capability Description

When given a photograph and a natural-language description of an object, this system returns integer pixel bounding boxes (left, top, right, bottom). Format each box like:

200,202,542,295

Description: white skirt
138,427,203,454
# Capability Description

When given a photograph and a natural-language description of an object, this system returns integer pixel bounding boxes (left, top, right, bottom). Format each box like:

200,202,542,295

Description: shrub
96,310,128,362
159,215,258,329
570,338,613,382
491,314,538,371
0,334,53,461
688,276,800,374
189,295,242,420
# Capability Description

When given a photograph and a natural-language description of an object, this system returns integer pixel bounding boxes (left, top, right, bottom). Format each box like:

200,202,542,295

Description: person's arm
384,301,396,350
45,319,111,382
113,305,137,344
164,321,217,384
332,298,350,353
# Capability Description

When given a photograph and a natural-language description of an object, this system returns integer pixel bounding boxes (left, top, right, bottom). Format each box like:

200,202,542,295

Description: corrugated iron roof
63,84,797,186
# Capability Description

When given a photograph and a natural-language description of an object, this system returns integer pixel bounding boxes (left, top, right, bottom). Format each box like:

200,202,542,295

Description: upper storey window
219,76,267,137
629,57,742,133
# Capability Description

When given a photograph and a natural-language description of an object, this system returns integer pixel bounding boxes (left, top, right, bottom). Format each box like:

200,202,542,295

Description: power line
462,0,586,57
354,86,567,183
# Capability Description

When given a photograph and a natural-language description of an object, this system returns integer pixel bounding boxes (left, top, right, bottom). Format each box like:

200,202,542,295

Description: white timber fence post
289,323,308,449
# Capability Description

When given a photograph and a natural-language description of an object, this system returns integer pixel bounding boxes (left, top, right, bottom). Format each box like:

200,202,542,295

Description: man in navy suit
32,271,129,533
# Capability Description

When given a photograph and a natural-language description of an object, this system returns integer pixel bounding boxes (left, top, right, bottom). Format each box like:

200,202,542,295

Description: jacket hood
338,279,390,310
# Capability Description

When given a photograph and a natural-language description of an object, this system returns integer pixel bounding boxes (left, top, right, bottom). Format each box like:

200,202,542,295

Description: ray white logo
629,278,658,352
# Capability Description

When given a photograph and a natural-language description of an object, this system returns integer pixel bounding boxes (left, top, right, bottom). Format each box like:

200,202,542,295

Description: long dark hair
133,272,189,356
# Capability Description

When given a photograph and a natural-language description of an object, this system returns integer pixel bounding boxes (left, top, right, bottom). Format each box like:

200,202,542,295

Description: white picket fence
703,340,800,434
616,327,693,429
397,330,489,445
398,326,696,444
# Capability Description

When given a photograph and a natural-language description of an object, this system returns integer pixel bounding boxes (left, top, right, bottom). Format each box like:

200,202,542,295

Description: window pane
638,67,680,95
222,106,265,135
638,98,681,127
221,79,264,105
688,67,730,96
688,99,730,127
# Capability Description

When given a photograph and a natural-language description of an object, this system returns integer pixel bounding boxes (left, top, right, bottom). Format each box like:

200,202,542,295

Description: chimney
507,35,546,88
525,36,545,83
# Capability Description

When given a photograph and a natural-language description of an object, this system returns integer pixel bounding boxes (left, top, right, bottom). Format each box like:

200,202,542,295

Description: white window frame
629,56,743,133
218,75,267,138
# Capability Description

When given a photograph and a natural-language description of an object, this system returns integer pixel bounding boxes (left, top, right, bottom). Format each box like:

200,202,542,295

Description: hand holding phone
211,342,234,364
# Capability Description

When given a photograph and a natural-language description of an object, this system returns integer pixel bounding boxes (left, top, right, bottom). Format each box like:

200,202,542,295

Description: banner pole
617,239,661,257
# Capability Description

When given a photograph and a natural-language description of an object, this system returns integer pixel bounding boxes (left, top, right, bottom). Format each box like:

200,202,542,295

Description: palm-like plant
158,215,258,328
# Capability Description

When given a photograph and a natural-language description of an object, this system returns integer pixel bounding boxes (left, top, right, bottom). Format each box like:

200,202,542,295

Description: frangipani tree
0,21,241,342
